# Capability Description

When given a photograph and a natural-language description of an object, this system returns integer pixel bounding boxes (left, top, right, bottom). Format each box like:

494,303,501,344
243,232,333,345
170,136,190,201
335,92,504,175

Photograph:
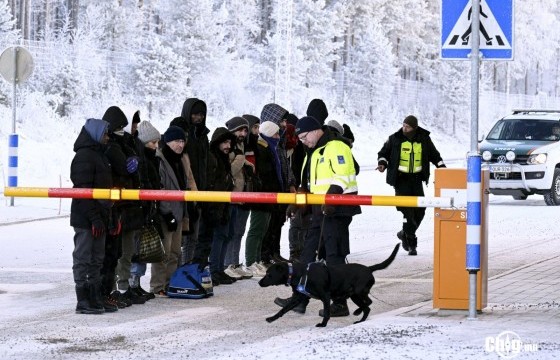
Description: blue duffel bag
167,263,213,299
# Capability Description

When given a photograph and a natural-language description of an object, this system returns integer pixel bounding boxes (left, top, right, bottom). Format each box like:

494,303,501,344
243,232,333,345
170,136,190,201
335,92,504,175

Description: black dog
259,244,400,327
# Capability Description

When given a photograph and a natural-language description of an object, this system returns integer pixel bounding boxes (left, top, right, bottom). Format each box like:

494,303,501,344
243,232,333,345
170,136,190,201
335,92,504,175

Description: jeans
209,208,233,273
224,205,250,266
115,229,139,291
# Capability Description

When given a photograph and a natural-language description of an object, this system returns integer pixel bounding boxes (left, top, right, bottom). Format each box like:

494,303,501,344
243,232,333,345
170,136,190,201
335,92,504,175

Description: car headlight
482,151,492,161
506,151,516,161
527,153,547,164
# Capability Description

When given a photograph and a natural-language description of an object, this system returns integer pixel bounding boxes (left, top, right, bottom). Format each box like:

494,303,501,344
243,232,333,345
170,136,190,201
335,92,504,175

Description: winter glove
163,213,177,232
321,204,336,216
109,217,122,236
126,156,139,174
376,160,388,172
91,218,105,238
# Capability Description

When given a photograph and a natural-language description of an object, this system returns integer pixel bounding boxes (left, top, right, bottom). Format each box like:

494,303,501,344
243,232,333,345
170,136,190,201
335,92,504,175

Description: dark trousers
100,232,122,295
394,174,426,238
300,205,352,266
72,228,105,287
288,209,312,261
261,205,287,262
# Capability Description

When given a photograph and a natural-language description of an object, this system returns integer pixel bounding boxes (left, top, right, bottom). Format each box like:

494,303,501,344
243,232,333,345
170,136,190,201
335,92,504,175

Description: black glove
321,204,336,216
91,218,105,238
162,213,177,232
437,163,447,169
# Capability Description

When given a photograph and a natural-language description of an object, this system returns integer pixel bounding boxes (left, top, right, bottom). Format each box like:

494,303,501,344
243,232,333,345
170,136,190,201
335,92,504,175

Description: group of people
69,97,445,317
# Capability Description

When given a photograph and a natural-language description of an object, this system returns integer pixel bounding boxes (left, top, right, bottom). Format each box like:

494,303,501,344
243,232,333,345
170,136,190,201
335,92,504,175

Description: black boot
397,230,410,251
90,283,116,312
319,300,350,317
274,296,308,314
75,284,103,314
407,234,418,256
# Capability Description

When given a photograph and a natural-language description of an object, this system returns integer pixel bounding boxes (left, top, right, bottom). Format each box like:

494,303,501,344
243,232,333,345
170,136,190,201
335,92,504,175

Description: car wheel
543,168,560,206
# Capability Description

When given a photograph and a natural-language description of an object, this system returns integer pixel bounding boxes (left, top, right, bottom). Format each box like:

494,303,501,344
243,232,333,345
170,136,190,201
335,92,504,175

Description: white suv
479,109,560,205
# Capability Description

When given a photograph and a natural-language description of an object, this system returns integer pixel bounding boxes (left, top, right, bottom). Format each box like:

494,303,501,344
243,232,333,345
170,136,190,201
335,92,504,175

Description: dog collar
286,263,293,286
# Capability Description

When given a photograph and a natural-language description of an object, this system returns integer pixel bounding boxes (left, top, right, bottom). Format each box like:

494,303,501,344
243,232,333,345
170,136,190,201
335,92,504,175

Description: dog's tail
368,244,400,273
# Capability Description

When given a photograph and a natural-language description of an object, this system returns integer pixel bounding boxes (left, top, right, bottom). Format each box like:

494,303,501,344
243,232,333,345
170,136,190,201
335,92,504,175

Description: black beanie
403,115,418,129
102,106,128,132
170,116,190,133
295,116,321,135
306,99,328,125
286,113,299,126
164,125,186,143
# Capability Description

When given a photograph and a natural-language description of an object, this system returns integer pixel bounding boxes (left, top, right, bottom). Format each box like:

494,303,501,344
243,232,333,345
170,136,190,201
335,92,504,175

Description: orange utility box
433,168,488,310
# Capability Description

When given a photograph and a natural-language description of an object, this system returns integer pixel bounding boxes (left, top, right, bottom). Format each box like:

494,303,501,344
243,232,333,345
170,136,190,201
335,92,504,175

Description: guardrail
3,187,454,208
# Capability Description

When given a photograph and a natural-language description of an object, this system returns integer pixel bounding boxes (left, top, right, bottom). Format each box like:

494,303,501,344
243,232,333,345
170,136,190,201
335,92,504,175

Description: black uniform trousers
394,173,426,241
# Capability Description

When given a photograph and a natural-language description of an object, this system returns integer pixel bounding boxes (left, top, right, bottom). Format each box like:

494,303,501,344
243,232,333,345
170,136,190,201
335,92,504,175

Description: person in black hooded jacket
70,118,112,314
101,106,146,308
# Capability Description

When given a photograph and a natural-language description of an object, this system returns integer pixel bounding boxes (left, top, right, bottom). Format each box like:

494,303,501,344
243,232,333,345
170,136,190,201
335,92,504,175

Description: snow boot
274,296,308,314
75,284,103,314
397,230,410,251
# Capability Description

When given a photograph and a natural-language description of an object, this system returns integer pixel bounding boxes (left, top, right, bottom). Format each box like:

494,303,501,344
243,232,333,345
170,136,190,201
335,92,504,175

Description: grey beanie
137,121,161,144
327,120,344,135
225,116,249,132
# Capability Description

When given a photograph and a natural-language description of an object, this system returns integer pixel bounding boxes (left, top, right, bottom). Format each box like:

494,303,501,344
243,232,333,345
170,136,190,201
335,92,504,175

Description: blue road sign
441,0,513,60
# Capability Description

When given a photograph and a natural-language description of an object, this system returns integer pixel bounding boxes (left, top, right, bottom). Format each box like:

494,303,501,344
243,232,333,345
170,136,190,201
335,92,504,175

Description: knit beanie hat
242,114,260,129
261,103,288,125
295,116,321,135
225,116,249,132
169,116,189,133
102,106,128,132
403,115,418,129
259,121,280,138
327,120,344,135
137,121,161,144
163,125,186,143
306,99,328,125
286,113,299,126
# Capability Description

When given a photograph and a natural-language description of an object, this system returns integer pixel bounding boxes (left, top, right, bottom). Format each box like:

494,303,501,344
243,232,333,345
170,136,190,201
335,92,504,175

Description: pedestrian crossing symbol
441,0,513,60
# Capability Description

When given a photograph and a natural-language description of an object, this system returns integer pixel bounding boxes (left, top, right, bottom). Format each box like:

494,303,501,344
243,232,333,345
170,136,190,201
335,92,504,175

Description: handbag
132,224,165,263
167,263,214,299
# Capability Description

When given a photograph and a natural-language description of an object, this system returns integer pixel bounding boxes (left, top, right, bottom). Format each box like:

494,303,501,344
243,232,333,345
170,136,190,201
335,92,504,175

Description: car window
487,119,560,141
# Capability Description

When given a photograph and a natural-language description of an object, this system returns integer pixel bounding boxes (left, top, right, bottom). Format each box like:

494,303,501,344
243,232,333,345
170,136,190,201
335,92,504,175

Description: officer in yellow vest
376,115,445,255
277,116,361,317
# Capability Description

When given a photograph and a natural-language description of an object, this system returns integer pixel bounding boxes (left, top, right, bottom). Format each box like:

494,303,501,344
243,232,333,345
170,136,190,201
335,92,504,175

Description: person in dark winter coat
193,127,237,285
101,105,146,308
178,99,210,265
260,104,296,264
128,120,162,300
376,115,446,255
244,121,283,277
151,126,190,296
70,118,112,314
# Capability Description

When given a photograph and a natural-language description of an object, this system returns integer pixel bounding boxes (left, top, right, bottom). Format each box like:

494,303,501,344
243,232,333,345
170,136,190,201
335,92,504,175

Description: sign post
0,46,34,206
441,0,513,320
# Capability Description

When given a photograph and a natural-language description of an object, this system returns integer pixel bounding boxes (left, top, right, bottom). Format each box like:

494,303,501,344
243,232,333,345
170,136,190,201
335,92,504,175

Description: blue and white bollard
466,154,481,271
8,133,18,206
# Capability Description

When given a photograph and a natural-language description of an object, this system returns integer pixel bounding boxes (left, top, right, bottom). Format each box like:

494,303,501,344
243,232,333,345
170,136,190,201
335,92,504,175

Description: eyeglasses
298,132,310,141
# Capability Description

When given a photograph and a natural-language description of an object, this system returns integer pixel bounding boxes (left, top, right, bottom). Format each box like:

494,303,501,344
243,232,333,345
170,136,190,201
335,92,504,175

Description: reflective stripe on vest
398,141,422,173
308,140,358,194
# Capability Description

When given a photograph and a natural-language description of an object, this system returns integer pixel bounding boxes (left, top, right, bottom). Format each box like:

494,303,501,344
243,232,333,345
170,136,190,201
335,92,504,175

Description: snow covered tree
343,2,397,123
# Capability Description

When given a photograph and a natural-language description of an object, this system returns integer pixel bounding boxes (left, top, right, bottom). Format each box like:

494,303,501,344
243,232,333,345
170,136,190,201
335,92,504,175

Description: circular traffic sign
0,46,34,84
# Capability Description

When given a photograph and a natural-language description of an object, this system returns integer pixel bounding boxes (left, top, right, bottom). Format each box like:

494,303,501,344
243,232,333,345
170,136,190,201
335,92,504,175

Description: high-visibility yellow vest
306,140,358,194
398,141,422,173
